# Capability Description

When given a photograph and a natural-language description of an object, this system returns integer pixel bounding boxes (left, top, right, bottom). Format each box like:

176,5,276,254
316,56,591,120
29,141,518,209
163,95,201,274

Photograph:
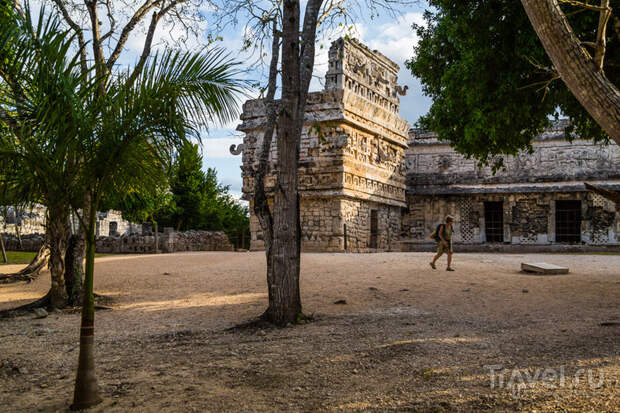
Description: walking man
430,215,455,271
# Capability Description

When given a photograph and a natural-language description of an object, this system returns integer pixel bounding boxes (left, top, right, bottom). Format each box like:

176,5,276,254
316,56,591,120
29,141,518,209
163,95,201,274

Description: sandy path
1,252,618,412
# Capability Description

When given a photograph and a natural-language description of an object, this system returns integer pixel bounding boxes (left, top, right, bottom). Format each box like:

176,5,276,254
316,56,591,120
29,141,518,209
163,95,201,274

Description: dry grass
0,251,618,412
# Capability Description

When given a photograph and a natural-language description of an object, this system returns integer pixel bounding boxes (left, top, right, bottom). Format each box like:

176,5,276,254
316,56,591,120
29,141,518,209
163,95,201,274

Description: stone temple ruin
236,37,620,252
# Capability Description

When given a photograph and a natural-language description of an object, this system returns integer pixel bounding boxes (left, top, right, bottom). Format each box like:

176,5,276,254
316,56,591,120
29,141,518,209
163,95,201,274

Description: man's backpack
430,224,444,242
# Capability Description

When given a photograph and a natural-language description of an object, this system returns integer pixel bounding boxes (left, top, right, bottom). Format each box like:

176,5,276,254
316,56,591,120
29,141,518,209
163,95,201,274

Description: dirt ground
0,251,618,412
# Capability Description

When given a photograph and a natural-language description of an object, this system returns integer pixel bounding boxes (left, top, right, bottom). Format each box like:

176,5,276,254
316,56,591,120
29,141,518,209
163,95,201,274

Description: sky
199,2,433,199
37,0,434,200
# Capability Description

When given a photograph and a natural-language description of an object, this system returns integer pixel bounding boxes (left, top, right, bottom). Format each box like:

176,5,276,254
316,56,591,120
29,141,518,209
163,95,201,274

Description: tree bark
47,204,69,309
255,23,280,321
520,0,620,144
71,197,102,410
153,220,159,254
65,224,85,306
264,0,305,326
0,232,7,264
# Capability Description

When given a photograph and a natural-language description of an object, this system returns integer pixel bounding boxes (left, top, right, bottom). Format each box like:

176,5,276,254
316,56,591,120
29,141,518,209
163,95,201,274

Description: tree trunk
254,23,279,321
15,225,22,249
520,0,620,144
47,204,69,309
0,232,7,264
71,199,102,410
265,1,305,326
65,224,85,306
153,220,159,254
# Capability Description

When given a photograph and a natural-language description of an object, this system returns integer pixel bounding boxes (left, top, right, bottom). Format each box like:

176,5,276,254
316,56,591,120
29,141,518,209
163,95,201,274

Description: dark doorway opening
484,201,504,243
556,200,581,243
370,210,378,249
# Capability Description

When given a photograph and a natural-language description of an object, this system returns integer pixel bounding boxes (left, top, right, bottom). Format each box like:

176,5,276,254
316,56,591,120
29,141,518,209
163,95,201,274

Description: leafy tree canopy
407,0,619,166
111,141,249,244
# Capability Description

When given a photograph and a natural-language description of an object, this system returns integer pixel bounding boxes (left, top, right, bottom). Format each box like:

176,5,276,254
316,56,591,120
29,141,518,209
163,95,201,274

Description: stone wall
402,192,620,249
406,122,620,194
95,230,233,253
1,234,46,252
1,230,233,254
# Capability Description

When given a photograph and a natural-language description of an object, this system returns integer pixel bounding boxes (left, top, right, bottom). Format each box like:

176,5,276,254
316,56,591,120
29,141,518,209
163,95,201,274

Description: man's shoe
429,262,436,269
446,267,455,271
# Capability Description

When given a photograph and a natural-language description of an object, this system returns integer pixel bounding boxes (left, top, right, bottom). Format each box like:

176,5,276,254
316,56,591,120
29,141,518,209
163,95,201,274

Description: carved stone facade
237,38,620,252
238,38,408,252
403,121,620,250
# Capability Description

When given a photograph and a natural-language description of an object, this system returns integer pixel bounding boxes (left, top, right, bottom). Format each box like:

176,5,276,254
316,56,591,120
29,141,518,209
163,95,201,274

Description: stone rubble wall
1,234,46,252
95,230,234,253
401,192,620,249
0,230,234,253
406,122,620,191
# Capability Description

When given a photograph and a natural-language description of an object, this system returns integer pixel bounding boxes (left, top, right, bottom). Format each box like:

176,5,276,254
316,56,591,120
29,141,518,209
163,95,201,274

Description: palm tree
0,4,244,409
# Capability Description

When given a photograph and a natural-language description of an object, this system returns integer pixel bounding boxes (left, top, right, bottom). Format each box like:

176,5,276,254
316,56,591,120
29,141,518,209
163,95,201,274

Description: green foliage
110,140,249,247
407,1,618,167
159,142,249,244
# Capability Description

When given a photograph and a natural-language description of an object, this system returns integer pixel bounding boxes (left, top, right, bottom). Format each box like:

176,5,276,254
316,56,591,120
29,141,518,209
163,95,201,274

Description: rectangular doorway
370,210,378,249
555,200,581,243
484,201,504,243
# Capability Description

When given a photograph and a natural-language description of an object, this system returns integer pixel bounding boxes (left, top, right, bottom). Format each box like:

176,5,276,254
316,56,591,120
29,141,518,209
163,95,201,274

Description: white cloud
203,138,245,159
365,12,424,65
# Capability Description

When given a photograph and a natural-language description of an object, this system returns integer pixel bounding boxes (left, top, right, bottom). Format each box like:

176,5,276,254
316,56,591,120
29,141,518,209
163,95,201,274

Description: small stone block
521,262,569,275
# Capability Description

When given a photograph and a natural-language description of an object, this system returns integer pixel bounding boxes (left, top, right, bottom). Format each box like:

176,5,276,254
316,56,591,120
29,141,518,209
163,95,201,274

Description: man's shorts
437,241,453,254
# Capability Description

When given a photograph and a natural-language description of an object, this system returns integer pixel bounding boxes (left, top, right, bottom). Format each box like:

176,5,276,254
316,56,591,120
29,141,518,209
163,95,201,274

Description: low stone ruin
95,230,234,254
0,230,234,254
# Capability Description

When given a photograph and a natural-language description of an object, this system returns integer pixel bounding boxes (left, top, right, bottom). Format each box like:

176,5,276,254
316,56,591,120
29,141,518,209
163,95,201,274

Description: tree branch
86,0,109,87
253,21,280,243
51,0,89,74
106,0,163,70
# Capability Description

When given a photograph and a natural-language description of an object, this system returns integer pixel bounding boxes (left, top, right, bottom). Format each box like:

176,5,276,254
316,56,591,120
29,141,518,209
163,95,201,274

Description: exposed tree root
0,289,114,318
0,290,51,318
0,245,50,285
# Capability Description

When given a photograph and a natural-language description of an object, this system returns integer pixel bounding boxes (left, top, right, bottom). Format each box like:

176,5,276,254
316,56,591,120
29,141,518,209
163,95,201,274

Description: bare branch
593,0,612,70
51,0,88,74
558,0,608,12
100,0,117,43
126,11,159,87
86,0,109,83
106,0,163,70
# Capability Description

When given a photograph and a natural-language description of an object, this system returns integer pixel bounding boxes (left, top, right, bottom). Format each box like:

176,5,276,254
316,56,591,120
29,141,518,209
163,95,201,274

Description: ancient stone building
402,121,620,250
237,38,409,252
236,38,620,252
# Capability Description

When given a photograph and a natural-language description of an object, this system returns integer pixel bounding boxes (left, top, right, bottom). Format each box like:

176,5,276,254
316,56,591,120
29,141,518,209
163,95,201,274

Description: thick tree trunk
65,224,85,306
265,0,304,326
47,204,69,309
520,0,620,143
72,200,102,410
